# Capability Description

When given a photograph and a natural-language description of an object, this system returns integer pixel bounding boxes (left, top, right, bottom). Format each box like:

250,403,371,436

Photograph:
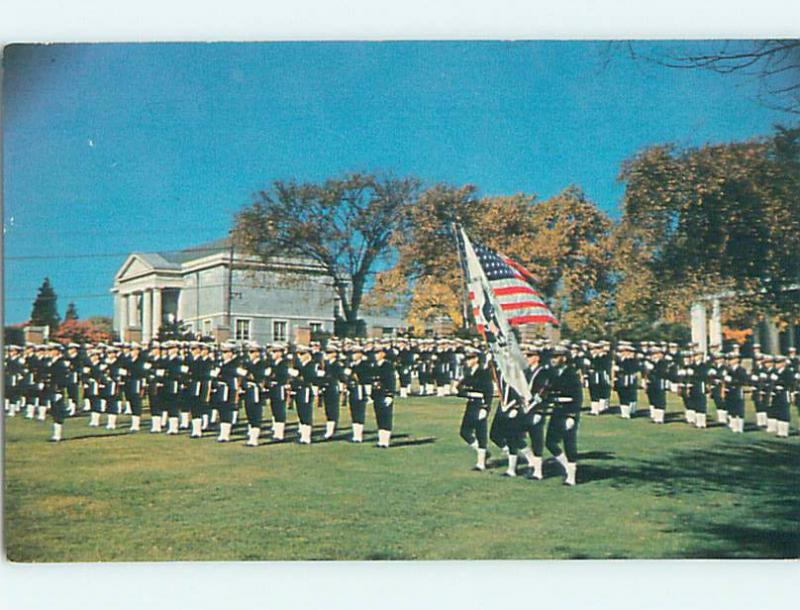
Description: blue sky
2,41,794,324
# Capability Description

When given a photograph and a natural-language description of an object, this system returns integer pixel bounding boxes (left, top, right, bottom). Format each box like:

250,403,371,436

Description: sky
2,41,795,324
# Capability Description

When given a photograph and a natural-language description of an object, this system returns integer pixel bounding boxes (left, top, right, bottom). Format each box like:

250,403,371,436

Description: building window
273,320,288,343
235,318,251,342
309,321,323,334
203,319,212,336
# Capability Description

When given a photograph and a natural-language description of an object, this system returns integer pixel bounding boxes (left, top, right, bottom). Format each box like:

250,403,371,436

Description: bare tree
606,40,800,114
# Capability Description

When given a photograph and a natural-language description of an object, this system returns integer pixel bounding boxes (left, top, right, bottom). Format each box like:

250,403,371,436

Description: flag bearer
521,344,552,480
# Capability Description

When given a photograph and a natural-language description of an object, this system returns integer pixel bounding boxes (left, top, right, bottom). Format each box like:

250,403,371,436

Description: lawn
3,394,799,561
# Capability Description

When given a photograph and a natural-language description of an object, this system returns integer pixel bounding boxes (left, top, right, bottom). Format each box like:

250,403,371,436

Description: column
690,301,708,355
709,298,722,350
152,288,162,339
142,289,153,343
128,294,139,328
118,293,128,341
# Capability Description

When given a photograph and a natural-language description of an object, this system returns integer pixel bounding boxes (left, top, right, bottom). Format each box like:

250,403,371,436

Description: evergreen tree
30,277,61,334
64,301,79,321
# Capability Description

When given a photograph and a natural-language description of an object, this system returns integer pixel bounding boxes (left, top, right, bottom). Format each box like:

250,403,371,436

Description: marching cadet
83,349,105,427
770,355,796,438
751,353,769,428
723,353,749,434
456,347,494,470
320,343,347,440
145,343,165,432
243,343,268,447
34,344,51,421
545,345,582,486
22,343,38,418
124,342,148,432
521,344,552,480
188,342,213,438
615,342,639,418
587,342,610,415
686,349,710,429
372,344,397,448
644,346,669,424
162,342,185,435
267,343,291,442
708,352,727,424
211,342,243,442
345,344,372,443
291,344,321,445
397,340,415,398
47,343,73,442
104,346,125,429
4,345,24,416
64,343,82,416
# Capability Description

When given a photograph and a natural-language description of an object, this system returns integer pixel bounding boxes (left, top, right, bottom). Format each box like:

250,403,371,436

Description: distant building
111,238,338,344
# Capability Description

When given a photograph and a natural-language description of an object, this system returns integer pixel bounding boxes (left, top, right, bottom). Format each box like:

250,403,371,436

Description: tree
608,40,800,114
372,183,613,336
64,302,79,321
156,319,193,342
233,172,420,335
614,126,800,332
30,277,60,334
54,318,112,344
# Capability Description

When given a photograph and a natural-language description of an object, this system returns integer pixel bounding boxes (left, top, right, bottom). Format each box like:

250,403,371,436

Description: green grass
4,394,799,561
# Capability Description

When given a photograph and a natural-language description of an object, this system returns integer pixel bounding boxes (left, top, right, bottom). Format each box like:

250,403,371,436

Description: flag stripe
493,285,543,297
500,300,550,311
508,314,558,325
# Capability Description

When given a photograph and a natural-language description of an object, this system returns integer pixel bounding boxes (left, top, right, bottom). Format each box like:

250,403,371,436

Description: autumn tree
614,126,800,334
233,173,420,336
54,317,112,344
370,183,613,335
30,277,60,334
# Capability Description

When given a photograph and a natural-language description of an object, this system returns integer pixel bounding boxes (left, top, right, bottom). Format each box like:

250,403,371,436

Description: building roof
157,237,232,265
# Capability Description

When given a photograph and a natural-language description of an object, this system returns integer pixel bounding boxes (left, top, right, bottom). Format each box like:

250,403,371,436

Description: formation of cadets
4,337,799,485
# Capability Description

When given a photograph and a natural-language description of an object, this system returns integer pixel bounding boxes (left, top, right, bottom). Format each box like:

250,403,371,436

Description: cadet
4,345,24,416
456,347,494,470
686,349,710,429
723,353,749,434
320,343,347,440
292,345,320,445
751,353,770,428
545,345,582,486
587,342,611,415
371,344,397,448
644,347,669,424
47,344,73,442
162,342,185,435
212,343,243,442
521,344,552,480
770,355,796,438
188,342,214,438
267,343,291,442
243,343,268,446
124,342,147,432
345,345,372,443
615,343,639,418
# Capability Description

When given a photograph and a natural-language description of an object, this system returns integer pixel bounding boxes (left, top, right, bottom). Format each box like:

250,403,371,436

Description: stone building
111,238,338,344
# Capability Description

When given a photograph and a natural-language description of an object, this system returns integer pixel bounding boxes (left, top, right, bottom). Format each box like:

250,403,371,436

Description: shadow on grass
594,438,800,558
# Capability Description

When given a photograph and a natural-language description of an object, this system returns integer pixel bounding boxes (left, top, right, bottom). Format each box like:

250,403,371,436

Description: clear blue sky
2,41,794,324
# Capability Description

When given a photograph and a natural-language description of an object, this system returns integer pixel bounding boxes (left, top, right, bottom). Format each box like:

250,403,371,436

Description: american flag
460,235,559,329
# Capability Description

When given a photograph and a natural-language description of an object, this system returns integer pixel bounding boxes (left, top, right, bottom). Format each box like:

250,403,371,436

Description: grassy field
3,394,799,561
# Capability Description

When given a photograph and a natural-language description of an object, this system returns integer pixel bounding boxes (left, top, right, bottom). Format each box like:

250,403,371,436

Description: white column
152,288,162,339
709,298,722,350
118,293,128,341
142,289,153,343
128,294,139,329
690,302,708,355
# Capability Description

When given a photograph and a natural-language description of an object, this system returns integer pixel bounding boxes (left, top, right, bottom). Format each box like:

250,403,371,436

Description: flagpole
451,222,471,332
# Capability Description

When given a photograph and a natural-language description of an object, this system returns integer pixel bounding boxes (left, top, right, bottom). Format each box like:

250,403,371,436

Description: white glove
508,408,518,419
478,408,488,420
565,417,576,430
288,368,299,378
532,413,542,425
384,397,393,407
